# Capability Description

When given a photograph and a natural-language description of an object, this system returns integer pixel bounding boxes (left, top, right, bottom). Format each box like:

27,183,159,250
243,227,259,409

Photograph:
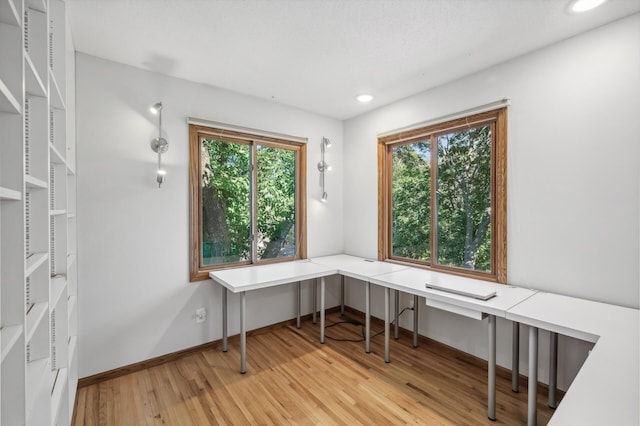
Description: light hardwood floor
73,310,559,425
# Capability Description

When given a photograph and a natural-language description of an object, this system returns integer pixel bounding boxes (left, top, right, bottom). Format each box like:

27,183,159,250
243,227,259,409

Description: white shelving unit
1,0,76,424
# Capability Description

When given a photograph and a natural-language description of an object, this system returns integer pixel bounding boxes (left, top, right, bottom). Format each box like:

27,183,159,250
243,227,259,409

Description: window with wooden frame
378,108,507,283
189,124,307,281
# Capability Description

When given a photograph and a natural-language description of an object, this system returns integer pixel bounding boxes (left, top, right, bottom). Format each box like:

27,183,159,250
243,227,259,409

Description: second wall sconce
317,136,331,202
150,102,169,188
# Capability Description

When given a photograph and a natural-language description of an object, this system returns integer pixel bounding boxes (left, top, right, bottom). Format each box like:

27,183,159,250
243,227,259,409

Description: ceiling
67,0,640,120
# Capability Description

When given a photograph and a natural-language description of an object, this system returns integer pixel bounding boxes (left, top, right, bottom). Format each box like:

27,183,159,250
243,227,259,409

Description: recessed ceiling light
570,0,607,13
356,94,374,103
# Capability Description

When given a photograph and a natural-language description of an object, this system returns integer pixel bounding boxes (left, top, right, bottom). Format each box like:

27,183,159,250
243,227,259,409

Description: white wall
76,54,344,377
343,14,640,391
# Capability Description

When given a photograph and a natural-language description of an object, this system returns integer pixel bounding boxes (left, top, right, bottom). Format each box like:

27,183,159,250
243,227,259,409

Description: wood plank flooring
73,311,559,425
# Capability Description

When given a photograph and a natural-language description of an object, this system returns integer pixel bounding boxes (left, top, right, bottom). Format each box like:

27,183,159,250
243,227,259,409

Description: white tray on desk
425,281,496,301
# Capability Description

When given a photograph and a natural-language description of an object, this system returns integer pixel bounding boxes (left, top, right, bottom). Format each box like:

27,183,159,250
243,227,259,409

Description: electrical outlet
195,307,207,323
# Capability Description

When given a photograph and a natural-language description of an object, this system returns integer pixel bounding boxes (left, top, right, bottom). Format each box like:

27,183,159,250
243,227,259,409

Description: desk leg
394,289,400,340
549,332,558,409
340,275,345,316
312,279,317,324
384,287,390,363
413,295,419,348
513,322,520,392
240,291,247,374
320,277,326,344
296,281,301,329
222,288,228,352
365,282,371,353
488,314,496,421
528,326,539,426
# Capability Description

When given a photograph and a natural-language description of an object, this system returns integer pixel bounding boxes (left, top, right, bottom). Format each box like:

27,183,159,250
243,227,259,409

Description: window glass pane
256,145,296,260
200,139,251,265
435,125,492,271
391,141,431,261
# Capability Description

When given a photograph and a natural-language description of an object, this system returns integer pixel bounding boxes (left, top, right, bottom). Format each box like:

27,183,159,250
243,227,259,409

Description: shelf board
26,252,48,277
67,212,76,219
0,76,21,114
27,0,46,13
50,143,66,164
25,174,48,190
1,324,24,363
67,253,76,269
51,275,67,308
25,301,48,343
49,209,66,216
49,69,66,110
0,0,20,26
0,186,22,200
51,367,68,425
25,52,47,98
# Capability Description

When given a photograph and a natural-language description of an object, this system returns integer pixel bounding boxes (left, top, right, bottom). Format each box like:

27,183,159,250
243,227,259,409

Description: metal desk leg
240,291,247,374
312,279,317,324
413,295,419,348
296,281,301,329
222,288,228,352
488,314,496,421
528,326,539,426
340,275,345,316
513,322,520,392
365,282,371,353
320,277,325,344
394,289,400,339
384,287,391,363
549,332,558,409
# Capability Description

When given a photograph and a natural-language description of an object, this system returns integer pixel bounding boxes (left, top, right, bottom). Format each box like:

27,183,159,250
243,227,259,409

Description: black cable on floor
323,307,412,342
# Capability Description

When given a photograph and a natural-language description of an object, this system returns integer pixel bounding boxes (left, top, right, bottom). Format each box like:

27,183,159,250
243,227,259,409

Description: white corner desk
369,267,537,421
209,260,337,373
209,255,640,425
506,292,640,426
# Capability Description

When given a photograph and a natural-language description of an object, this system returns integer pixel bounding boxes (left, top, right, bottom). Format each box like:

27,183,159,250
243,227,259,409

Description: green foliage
391,125,492,272
201,139,296,263
201,139,251,261
391,142,431,260
436,126,492,271
256,146,296,259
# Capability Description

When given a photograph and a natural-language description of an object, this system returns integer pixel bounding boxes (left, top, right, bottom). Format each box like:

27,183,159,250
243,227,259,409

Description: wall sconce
317,137,331,202
150,102,168,188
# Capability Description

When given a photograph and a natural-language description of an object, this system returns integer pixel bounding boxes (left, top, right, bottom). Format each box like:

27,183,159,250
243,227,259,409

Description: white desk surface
505,292,635,343
208,260,337,293
310,254,409,281
507,292,639,426
369,267,536,318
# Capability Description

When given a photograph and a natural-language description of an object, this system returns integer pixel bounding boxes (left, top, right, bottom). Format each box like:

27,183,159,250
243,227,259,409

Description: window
189,124,307,281
378,108,507,282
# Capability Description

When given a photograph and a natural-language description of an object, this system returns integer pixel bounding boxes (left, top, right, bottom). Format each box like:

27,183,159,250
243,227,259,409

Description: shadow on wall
147,277,341,382
142,53,178,76
80,282,215,376
148,282,217,356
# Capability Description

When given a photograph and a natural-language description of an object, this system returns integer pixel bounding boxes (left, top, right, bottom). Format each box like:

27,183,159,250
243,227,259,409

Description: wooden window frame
377,108,507,283
189,124,307,282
